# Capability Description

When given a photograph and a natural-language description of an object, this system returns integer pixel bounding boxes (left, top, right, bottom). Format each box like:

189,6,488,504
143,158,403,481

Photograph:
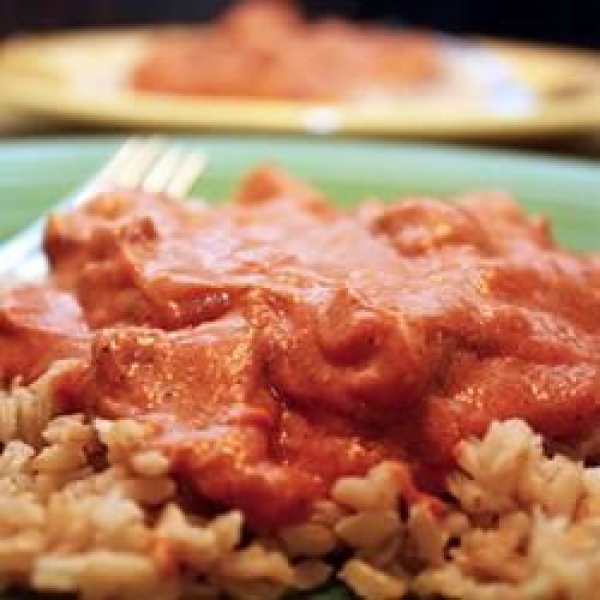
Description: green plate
1,135,599,250
0,135,599,600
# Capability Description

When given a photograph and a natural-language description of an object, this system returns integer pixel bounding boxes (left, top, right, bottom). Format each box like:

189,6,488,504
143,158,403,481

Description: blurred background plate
0,103,35,135
0,28,598,139
1,135,599,248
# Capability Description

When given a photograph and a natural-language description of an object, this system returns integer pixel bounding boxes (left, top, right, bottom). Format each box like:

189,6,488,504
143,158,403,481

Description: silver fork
0,137,208,281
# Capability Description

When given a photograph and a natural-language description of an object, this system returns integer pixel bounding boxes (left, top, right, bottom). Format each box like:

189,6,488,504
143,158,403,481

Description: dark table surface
1,0,599,49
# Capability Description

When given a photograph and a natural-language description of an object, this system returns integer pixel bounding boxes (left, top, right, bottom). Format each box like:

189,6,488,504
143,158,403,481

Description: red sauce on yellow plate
132,0,442,101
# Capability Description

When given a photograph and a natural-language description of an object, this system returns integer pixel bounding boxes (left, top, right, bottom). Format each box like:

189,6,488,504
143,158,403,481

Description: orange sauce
132,0,442,101
2,165,600,529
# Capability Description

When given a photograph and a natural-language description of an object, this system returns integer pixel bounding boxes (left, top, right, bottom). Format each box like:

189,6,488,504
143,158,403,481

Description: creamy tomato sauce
132,0,442,101
2,165,600,530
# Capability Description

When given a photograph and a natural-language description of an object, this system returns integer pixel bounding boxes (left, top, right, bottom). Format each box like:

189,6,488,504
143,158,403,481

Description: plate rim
0,27,598,139
1,132,599,171
0,134,599,253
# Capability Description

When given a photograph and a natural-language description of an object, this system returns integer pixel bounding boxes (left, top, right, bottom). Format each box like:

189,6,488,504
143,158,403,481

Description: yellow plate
0,103,35,135
0,108,61,136
0,27,598,139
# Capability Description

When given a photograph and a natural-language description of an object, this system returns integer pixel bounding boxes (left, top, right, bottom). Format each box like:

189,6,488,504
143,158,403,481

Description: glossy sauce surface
2,165,600,529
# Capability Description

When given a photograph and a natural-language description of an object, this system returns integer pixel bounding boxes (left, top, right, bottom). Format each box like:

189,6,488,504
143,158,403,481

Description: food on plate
132,0,443,100
1,165,600,599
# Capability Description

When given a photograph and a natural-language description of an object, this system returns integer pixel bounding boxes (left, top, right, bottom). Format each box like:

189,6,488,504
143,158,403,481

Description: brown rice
1,364,600,599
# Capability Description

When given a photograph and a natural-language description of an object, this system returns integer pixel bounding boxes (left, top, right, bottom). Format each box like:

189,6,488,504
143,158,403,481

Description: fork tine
165,152,208,198
95,137,145,182
141,145,207,198
105,137,166,189
141,147,186,194
0,136,208,281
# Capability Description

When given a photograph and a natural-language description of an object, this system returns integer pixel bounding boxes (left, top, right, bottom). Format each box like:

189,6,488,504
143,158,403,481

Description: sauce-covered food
132,0,442,100
2,165,600,531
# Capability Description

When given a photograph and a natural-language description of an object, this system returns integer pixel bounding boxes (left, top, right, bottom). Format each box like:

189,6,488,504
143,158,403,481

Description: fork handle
0,216,48,280
0,180,101,281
